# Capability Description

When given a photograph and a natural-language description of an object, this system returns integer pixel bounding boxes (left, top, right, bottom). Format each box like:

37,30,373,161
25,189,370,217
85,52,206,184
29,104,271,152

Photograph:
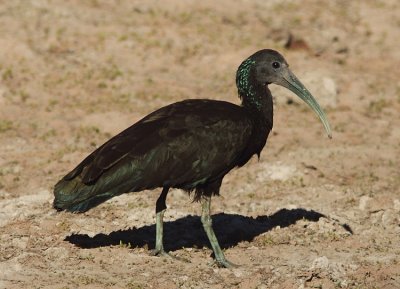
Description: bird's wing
62,99,253,186
157,111,253,189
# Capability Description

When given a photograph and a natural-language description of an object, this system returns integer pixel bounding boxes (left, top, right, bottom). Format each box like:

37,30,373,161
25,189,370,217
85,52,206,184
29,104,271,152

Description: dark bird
53,49,331,268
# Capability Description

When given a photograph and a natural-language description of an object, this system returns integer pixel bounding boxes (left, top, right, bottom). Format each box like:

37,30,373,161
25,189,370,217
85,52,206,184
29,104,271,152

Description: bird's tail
53,171,136,213
54,178,107,212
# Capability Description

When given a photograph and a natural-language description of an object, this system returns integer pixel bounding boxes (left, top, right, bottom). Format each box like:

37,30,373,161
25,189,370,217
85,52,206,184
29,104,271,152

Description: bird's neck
236,84,273,161
237,58,273,129
240,83,274,130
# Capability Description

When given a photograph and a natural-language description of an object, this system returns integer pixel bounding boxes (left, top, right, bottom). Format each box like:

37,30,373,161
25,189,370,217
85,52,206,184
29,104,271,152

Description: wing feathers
59,99,253,192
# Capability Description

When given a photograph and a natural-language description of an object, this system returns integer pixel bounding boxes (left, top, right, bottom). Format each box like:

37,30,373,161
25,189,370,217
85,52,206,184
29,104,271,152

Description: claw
210,258,239,268
150,248,170,257
150,249,190,263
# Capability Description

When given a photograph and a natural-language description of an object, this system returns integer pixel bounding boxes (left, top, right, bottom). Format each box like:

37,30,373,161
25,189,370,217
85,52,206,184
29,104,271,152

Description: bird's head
237,49,332,138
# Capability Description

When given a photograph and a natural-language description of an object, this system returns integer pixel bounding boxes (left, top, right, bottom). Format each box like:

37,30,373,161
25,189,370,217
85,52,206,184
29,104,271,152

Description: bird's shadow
65,208,352,251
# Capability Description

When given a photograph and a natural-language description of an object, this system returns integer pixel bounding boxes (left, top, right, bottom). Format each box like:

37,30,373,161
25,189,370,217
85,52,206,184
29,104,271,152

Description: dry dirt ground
0,1,399,288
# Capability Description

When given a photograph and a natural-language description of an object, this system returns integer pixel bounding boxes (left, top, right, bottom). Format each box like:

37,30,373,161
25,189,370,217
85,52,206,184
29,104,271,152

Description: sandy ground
0,0,399,288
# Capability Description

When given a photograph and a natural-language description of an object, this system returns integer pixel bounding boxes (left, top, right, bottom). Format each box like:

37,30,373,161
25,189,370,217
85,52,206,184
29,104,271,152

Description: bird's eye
272,62,280,69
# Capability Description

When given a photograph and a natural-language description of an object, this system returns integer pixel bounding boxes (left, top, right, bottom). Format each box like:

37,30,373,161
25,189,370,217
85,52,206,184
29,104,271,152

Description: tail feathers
54,192,114,212
54,160,155,213
53,176,130,213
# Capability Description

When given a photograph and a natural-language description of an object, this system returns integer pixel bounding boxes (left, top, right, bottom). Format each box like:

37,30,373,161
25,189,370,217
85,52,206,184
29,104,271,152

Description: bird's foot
150,248,190,263
150,248,168,257
210,258,239,268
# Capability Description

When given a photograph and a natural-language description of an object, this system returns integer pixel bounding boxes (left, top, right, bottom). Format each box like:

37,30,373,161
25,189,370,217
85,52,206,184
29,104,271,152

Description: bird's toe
150,249,190,263
210,259,239,269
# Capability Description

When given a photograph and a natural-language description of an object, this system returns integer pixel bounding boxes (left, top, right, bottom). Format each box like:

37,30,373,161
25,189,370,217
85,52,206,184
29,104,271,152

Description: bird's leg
201,196,238,268
151,188,188,262
151,187,169,256
153,208,166,255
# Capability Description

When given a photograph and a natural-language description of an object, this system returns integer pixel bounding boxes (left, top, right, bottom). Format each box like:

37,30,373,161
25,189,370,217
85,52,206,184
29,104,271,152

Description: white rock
0,260,23,280
0,190,52,226
311,256,329,270
257,162,299,181
382,210,396,227
44,247,69,260
393,199,400,211
359,196,371,211
303,74,338,108
233,268,244,277
12,237,29,249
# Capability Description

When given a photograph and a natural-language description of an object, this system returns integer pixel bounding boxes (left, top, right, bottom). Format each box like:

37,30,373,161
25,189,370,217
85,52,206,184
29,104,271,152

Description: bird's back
54,99,256,212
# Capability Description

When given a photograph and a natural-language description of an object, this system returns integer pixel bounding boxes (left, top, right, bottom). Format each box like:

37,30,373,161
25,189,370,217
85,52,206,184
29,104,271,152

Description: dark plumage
54,49,331,267
54,100,257,211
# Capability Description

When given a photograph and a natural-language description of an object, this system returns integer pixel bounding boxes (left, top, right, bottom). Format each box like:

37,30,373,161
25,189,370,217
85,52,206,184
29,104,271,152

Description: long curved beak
276,69,332,138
